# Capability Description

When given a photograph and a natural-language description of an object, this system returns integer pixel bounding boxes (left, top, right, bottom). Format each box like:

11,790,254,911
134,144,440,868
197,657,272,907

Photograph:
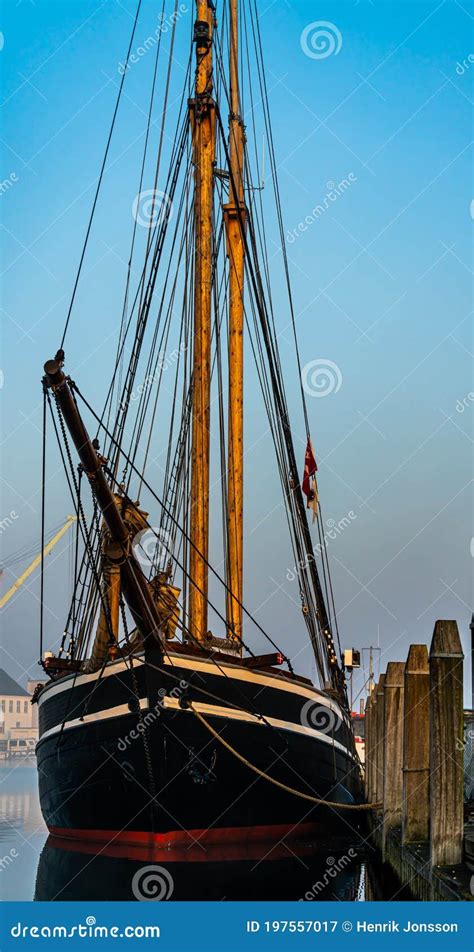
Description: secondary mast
224,0,246,649
188,0,216,642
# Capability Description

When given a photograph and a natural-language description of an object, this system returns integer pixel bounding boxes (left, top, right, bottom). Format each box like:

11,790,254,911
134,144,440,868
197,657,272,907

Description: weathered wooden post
429,619,464,867
402,644,429,844
382,661,405,853
365,692,373,802
374,673,386,807
371,689,378,801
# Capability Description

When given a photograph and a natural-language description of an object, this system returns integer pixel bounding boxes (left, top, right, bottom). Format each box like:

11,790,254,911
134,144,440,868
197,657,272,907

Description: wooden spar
188,0,215,642
224,0,246,649
107,561,121,658
43,358,164,656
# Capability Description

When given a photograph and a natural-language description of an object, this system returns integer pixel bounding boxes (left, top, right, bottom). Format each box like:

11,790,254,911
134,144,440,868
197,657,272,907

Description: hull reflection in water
35,835,364,902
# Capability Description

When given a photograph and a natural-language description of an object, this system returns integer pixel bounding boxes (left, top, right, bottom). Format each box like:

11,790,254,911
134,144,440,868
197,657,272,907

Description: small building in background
352,712,365,767
0,668,43,755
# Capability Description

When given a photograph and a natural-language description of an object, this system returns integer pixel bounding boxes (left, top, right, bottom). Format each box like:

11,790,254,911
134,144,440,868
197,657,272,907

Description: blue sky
1,0,472,703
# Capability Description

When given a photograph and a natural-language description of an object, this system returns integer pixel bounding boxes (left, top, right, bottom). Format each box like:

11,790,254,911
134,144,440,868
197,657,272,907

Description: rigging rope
60,0,144,349
212,101,339,690
46,393,115,649
211,32,330,683
188,703,374,810
99,61,192,456
249,0,310,436
68,383,295,670
214,13,344,690
107,0,166,450
39,386,47,660
107,459,292,670
49,0,348,710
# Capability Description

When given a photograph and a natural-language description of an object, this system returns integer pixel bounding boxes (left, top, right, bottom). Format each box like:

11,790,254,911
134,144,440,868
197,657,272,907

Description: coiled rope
188,703,380,811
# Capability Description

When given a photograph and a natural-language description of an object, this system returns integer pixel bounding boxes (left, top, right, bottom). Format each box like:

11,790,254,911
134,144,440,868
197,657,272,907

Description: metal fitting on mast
193,19,210,48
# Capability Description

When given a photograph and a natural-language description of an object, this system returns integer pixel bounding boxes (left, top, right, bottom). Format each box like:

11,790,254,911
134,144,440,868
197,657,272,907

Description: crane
0,515,77,609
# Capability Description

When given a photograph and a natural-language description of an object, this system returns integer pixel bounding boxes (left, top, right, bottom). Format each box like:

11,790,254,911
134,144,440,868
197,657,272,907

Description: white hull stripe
38,654,349,725
38,699,147,743
38,696,356,760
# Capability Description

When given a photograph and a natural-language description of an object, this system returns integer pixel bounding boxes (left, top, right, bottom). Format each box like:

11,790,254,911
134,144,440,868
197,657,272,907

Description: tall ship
35,0,363,849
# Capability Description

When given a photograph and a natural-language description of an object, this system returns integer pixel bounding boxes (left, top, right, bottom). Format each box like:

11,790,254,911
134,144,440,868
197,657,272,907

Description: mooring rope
188,704,380,811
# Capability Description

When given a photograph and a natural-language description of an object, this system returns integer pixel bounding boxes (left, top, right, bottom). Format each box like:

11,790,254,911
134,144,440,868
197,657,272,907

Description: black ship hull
36,652,363,847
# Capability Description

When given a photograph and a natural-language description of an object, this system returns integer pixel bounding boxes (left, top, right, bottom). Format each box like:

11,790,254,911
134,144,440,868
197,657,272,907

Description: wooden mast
188,1,215,642
224,0,246,649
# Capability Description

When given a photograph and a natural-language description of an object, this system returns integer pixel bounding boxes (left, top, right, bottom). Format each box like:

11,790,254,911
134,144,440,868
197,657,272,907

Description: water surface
0,758,410,901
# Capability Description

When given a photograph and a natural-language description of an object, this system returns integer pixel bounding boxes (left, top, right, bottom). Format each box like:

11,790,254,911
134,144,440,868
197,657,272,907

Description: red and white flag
302,438,319,522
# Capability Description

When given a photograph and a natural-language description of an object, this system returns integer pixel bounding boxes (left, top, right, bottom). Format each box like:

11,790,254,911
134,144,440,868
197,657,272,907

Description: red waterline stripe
48,821,321,851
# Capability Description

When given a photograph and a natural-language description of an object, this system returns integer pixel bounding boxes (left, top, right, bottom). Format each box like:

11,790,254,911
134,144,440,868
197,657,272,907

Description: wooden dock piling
429,619,464,868
364,620,470,900
374,673,386,808
365,691,374,805
382,661,405,854
402,644,429,844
